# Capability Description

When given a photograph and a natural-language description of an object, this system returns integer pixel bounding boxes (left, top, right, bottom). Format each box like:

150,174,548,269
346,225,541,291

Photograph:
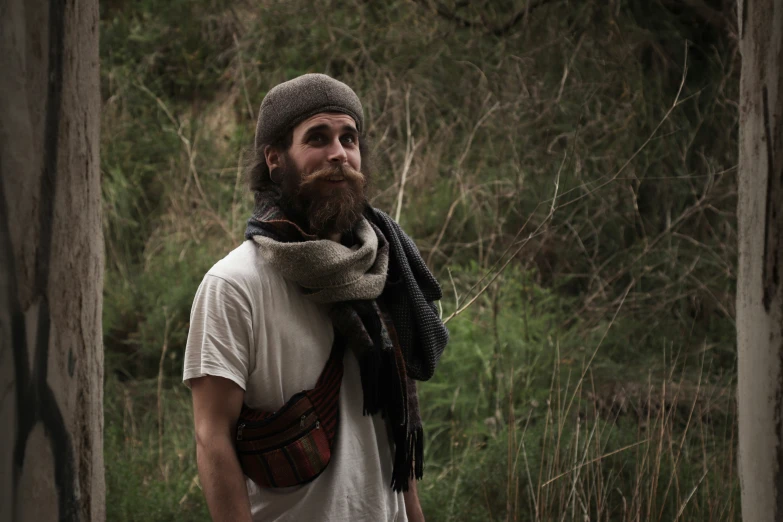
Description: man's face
266,112,367,237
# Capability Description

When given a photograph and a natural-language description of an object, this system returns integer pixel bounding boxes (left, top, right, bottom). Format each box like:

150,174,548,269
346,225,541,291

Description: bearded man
183,73,449,522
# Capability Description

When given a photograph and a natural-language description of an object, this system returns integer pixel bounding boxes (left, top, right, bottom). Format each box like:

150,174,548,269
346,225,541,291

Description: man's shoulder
205,240,265,290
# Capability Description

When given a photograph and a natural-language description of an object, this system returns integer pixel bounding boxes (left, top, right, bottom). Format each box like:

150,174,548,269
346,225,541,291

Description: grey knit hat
254,73,364,151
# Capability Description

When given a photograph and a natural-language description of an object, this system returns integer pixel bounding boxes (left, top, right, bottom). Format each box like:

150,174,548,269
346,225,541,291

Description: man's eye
342,135,356,144
309,134,325,143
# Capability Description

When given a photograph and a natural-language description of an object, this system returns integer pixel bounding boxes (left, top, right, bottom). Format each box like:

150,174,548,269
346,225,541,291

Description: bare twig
233,33,255,121
561,280,634,419
426,179,515,266
447,267,459,309
178,474,202,505
138,82,234,240
456,100,500,172
674,469,710,521
443,227,546,325
231,146,244,233
443,143,565,325
157,307,172,478
555,32,586,103
413,0,564,37
395,87,418,222
554,43,690,211
542,438,651,487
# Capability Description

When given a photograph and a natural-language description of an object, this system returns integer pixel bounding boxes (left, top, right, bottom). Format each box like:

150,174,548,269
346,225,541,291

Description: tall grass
416,267,738,521
104,377,208,521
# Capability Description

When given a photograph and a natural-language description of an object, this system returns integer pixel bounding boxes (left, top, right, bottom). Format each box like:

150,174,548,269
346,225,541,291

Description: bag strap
238,337,345,432
306,336,345,445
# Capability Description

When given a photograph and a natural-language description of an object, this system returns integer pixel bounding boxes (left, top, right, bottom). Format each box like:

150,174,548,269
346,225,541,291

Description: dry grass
419,335,738,522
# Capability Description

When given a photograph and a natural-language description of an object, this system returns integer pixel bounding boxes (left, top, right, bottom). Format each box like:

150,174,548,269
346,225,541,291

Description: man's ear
264,145,283,171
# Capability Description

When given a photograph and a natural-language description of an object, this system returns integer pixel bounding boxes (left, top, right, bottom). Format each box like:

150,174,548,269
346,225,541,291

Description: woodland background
99,0,740,520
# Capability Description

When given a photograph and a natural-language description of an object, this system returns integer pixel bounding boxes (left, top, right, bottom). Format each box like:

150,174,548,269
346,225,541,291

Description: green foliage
104,377,209,521
416,266,738,521
101,0,236,101
100,0,739,379
103,240,218,378
100,0,740,519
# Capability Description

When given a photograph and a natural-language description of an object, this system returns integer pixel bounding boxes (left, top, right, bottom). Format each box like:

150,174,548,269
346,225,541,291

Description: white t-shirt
183,240,408,522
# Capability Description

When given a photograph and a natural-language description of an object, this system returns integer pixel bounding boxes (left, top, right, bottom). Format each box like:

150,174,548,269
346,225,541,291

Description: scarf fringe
390,427,409,492
390,425,425,492
412,425,424,480
359,349,383,415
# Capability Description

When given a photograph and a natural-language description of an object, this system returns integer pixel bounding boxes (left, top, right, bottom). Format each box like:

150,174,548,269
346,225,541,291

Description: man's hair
245,131,293,193
245,130,372,193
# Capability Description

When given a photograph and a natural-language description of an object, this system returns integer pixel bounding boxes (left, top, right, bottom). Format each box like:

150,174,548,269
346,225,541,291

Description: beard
277,159,368,238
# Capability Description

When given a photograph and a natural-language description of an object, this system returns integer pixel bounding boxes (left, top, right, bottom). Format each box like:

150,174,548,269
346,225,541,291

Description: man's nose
326,139,347,164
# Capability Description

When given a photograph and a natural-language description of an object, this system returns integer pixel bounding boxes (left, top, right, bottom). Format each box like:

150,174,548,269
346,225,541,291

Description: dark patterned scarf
245,190,449,491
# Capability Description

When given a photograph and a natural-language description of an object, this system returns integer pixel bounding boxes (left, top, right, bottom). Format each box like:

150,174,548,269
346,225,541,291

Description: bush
104,377,209,521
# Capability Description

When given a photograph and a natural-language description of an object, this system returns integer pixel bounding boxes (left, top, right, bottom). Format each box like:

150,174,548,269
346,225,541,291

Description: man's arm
403,478,425,522
191,375,253,522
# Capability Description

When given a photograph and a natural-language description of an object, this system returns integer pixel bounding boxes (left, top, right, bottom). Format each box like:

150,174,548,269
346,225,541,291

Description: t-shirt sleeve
183,273,254,390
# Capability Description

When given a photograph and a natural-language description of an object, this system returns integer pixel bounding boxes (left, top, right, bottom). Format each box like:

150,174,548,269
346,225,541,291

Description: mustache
298,163,366,190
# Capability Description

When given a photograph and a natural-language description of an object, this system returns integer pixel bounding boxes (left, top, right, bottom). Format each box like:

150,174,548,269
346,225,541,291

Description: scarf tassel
358,348,383,415
390,424,425,492
390,427,410,492
412,424,424,480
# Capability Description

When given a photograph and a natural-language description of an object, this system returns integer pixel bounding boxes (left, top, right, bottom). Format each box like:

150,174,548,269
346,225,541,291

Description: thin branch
660,0,735,35
138,82,234,240
156,308,172,478
426,100,500,266
541,438,652,487
414,0,563,37
447,267,460,309
673,469,710,520
560,280,634,419
492,0,563,36
443,127,569,324
553,42,690,211
443,227,547,325
395,87,418,222
233,33,256,122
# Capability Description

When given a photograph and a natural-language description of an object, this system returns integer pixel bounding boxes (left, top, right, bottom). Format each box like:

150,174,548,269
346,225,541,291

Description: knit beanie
254,73,364,152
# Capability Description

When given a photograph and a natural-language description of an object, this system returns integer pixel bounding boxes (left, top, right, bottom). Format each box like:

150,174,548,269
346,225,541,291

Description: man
183,73,448,522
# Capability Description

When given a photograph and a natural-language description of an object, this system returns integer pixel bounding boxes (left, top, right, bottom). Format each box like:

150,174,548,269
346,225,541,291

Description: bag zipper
239,391,308,429
237,418,322,454
238,405,316,437
237,407,317,442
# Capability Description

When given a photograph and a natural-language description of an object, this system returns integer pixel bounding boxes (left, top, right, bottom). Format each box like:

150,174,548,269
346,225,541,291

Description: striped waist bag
235,343,344,488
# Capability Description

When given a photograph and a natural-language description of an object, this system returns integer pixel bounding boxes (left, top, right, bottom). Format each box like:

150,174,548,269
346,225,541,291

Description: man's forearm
403,479,425,522
196,437,253,522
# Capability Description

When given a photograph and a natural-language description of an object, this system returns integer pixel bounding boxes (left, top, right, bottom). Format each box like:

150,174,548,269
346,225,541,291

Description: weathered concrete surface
0,0,105,520
737,0,783,521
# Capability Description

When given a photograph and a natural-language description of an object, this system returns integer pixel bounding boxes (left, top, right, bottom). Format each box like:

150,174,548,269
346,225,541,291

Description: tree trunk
0,0,104,521
737,0,783,520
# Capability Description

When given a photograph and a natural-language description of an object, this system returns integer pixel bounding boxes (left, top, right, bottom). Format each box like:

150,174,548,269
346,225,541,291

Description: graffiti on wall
0,1,79,520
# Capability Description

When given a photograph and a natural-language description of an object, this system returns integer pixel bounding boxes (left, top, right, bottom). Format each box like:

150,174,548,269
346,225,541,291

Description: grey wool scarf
251,219,389,303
